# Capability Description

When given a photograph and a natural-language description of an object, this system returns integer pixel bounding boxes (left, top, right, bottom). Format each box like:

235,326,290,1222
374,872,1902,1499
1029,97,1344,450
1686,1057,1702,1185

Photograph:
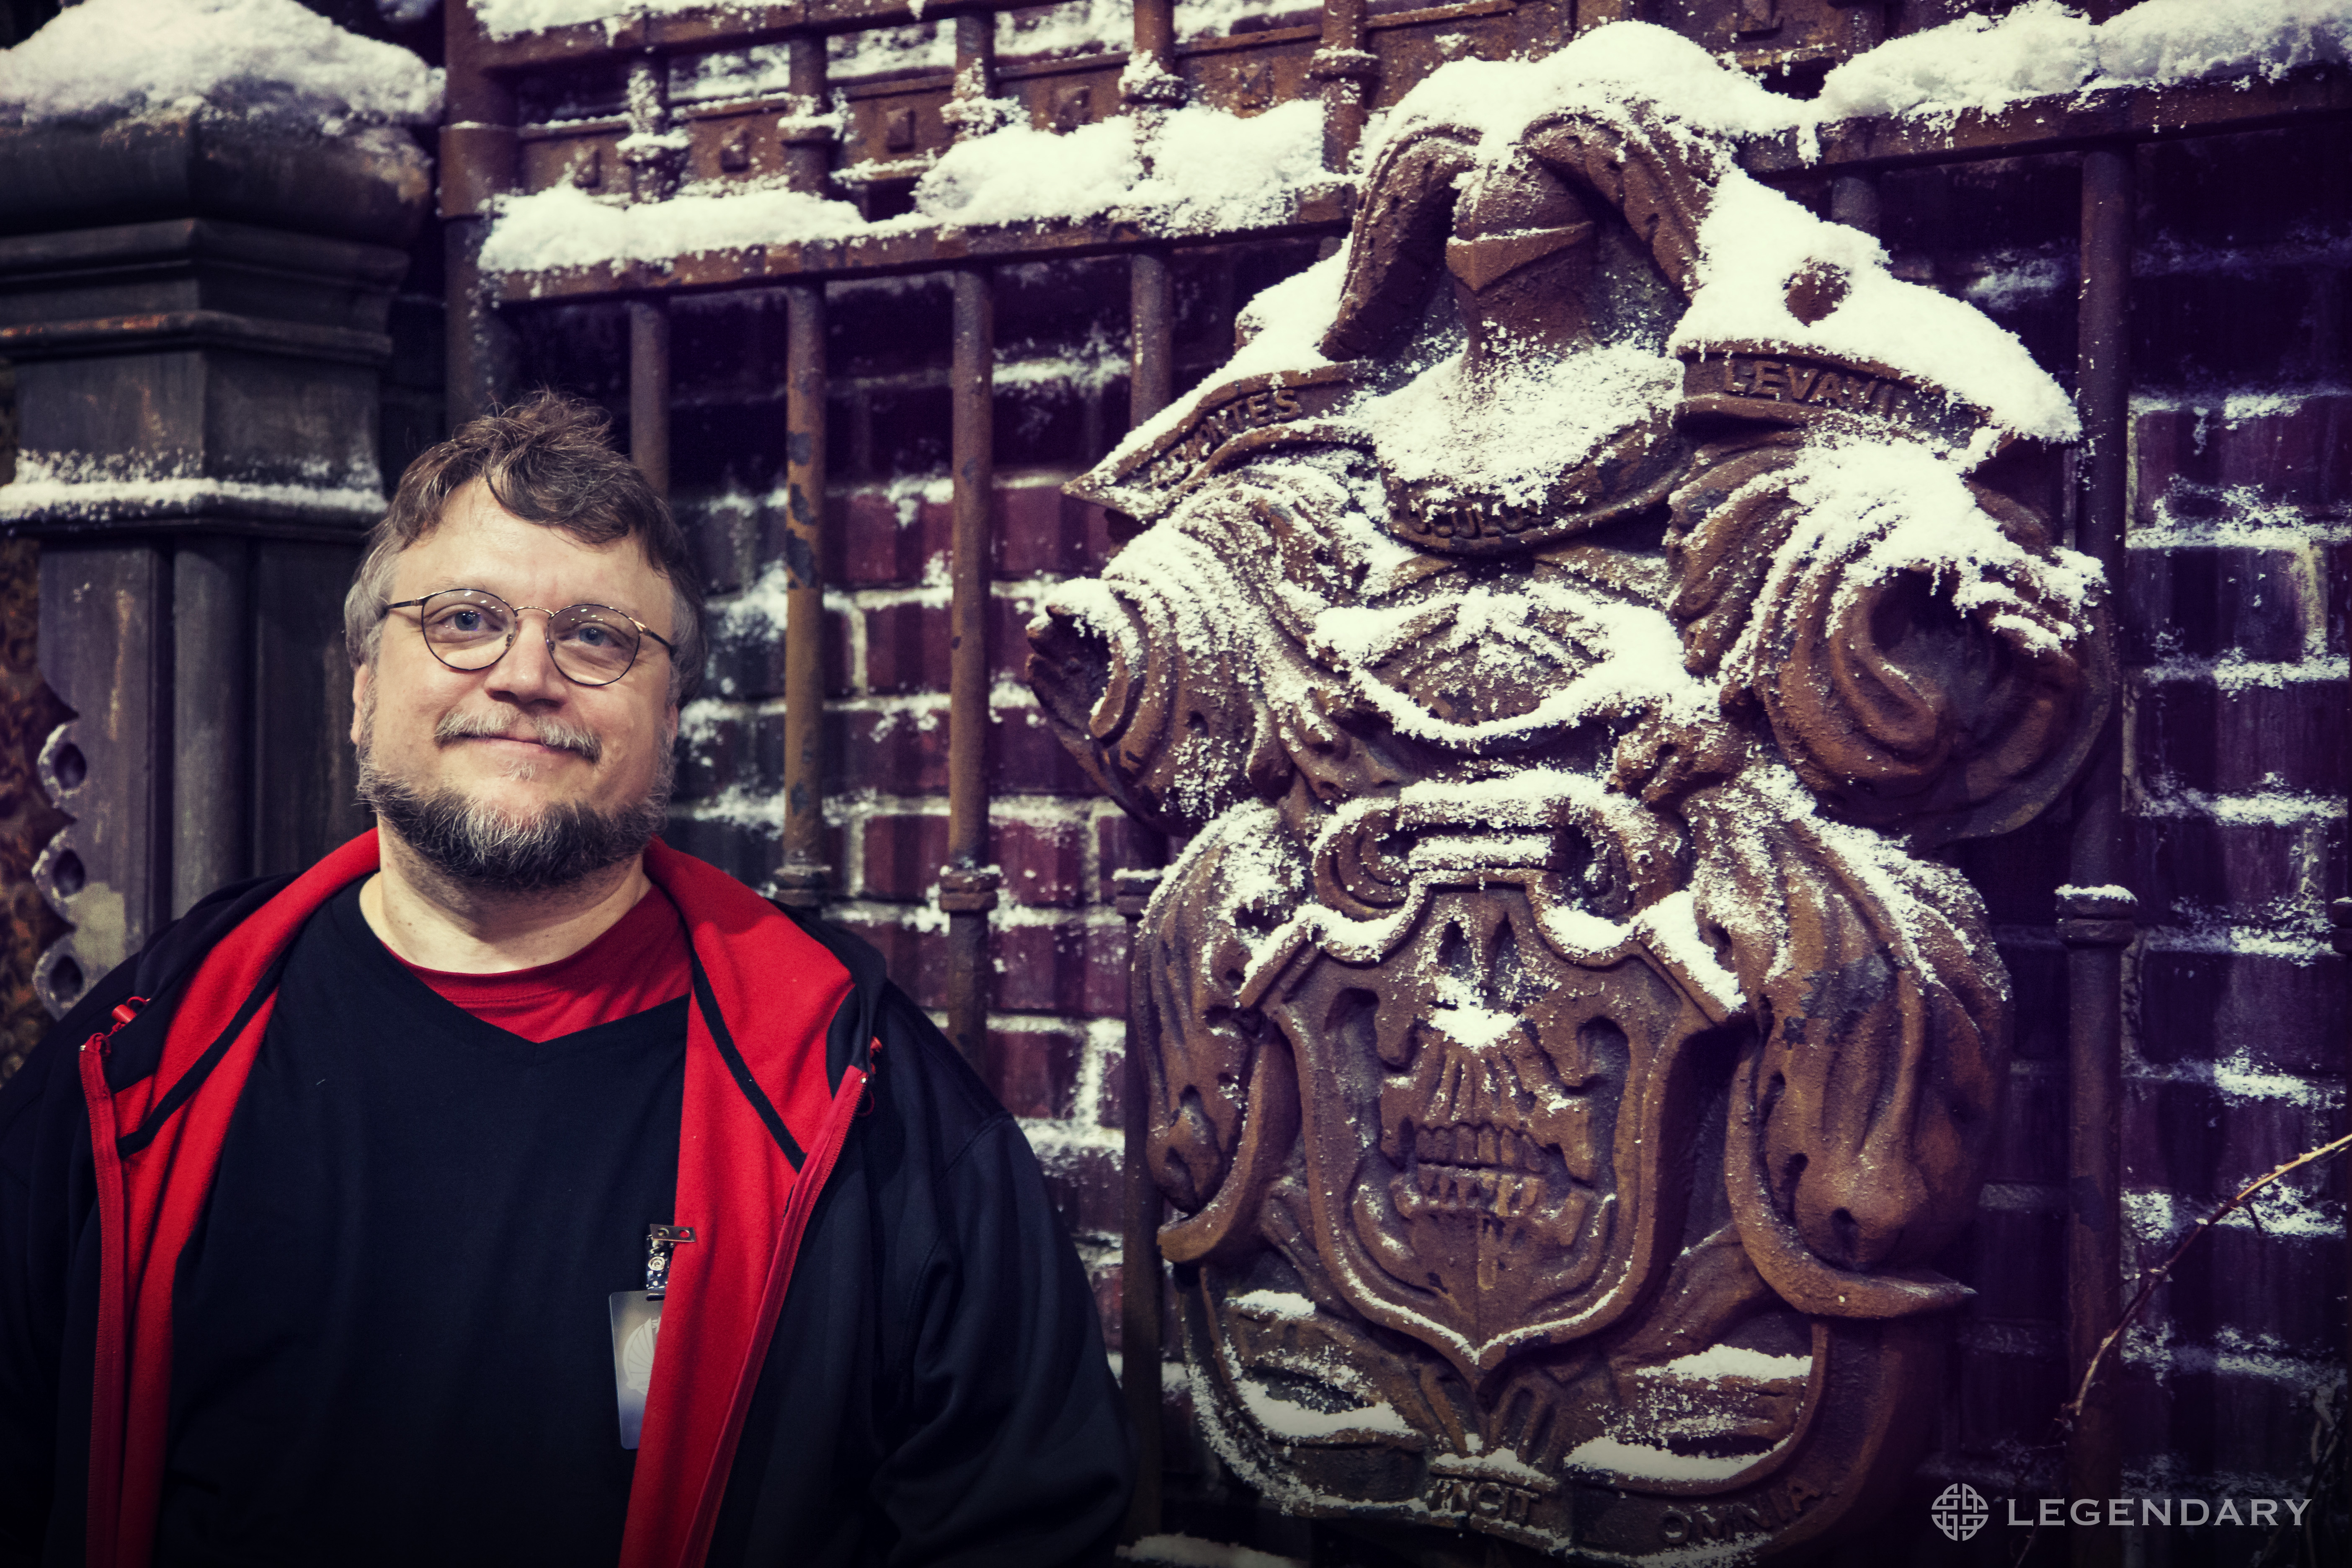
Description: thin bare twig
2056,1131,2352,1436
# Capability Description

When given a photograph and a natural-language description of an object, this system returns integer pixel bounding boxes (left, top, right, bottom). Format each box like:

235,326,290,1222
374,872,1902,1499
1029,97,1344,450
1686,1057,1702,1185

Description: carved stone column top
1030,27,2110,1563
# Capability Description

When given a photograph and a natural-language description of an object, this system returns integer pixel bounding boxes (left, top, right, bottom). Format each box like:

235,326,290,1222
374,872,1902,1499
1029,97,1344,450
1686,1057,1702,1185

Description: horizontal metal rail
475,67,2352,304
464,0,1514,72
490,193,1353,301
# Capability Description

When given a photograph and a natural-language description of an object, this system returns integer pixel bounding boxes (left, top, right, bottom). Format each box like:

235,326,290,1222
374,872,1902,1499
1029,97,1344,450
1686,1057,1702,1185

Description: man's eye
568,622,619,648
431,608,497,637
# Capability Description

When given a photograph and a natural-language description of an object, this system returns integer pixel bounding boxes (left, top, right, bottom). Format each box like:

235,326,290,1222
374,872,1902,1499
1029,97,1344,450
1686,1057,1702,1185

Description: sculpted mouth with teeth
1371,1001,1627,1304
1398,1121,1565,1227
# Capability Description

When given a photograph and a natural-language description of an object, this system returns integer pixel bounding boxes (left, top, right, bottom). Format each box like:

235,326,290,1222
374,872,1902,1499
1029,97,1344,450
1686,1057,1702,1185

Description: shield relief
1029,48,2108,1563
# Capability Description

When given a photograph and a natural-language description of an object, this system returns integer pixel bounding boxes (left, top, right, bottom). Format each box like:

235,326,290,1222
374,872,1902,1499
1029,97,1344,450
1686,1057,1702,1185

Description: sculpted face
352,479,680,888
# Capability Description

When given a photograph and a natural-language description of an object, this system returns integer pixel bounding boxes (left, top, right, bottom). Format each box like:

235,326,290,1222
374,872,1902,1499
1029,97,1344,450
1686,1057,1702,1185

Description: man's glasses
381,588,677,687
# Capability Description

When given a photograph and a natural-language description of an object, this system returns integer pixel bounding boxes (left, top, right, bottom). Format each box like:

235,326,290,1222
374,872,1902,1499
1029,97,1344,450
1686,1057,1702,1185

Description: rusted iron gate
436,0,2352,1543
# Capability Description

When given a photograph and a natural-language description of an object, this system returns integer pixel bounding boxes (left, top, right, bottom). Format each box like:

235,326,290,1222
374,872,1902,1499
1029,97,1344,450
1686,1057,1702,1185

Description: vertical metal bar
1115,223,1177,1541
623,53,682,203
1123,0,1186,138
1130,250,1174,428
2063,142,2134,1568
771,32,835,913
1313,0,1374,175
1133,0,1174,70
1114,868,1166,1542
940,267,998,1068
2338,904,2352,1401
781,34,833,194
952,10,996,126
441,0,518,424
629,298,672,499
773,280,830,910
1836,0,1888,57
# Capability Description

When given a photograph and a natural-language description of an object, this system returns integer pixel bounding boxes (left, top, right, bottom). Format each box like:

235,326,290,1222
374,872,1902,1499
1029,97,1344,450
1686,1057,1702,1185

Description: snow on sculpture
1027,26,2110,1562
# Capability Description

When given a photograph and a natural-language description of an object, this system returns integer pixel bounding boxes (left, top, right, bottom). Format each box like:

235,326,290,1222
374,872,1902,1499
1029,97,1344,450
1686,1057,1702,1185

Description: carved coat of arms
1029,31,2109,1561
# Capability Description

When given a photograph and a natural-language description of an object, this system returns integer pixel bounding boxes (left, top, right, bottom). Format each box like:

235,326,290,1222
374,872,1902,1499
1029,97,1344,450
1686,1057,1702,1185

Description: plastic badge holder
608,1290,663,1449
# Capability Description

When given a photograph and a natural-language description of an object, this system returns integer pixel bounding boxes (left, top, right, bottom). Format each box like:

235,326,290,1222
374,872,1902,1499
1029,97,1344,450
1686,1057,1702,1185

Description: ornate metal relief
0,536,72,1078
1030,67,2108,1564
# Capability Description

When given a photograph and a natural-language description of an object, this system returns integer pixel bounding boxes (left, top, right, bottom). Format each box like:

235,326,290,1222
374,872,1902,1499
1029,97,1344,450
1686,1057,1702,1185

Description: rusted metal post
2062,142,2135,1568
1312,0,1376,175
1834,0,1888,56
441,0,518,424
1116,238,1175,1540
949,10,998,141
772,280,829,911
940,266,998,1069
1123,0,1186,152
1133,0,1174,72
627,298,671,500
770,32,833,913
781,34,833,194
1113,867,1165,1542
2337,897,2352,1395
1130,250,1174,428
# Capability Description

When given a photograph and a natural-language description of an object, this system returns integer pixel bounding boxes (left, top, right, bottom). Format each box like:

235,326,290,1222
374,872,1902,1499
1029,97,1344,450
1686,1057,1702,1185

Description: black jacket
0,874,1131,1567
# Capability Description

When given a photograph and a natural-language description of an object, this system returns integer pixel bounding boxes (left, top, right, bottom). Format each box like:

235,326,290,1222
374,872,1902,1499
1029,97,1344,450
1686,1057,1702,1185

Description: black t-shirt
156,881,688,1568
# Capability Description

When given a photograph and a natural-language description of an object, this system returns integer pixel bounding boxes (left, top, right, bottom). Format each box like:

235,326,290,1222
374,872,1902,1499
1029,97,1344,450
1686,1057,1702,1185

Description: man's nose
487,616,570,703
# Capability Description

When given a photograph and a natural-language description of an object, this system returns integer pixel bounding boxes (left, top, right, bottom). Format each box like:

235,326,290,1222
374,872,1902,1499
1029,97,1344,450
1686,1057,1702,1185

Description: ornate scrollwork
1031,36,2106,1561
0,537,74,1078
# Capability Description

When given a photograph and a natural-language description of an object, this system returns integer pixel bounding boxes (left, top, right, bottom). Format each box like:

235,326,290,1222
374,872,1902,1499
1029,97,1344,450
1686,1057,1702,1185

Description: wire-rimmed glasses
381,588,676,687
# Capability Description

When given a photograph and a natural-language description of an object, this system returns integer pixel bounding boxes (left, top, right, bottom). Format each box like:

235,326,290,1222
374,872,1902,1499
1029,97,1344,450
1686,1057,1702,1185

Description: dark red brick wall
1901,126,2352,1562
666,472,1152,1321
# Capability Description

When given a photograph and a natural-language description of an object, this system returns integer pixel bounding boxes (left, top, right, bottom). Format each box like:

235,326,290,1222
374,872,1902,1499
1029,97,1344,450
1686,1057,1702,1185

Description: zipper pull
82,997,149,1057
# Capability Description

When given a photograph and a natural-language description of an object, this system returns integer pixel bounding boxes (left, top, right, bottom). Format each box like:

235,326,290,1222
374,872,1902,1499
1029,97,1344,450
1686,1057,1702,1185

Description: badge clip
645,1223,695,1299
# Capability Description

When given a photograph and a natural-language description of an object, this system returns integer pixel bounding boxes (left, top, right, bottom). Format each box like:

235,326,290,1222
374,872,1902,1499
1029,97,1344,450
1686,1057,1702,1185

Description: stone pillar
0,111,430,1016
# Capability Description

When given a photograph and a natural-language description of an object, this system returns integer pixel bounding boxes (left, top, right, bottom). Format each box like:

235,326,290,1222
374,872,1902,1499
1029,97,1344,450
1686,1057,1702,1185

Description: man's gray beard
355,722,674,895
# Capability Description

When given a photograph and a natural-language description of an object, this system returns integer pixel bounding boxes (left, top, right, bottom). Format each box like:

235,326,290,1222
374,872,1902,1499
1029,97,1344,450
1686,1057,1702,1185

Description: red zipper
674,1042,879,1568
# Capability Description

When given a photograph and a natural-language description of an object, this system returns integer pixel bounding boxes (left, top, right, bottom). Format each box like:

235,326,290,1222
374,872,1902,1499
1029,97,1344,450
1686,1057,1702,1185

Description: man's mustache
433,709,603,763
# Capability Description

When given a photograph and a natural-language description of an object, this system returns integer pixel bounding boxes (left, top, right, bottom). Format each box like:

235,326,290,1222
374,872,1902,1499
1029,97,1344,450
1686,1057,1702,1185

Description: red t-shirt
393,886,693,1042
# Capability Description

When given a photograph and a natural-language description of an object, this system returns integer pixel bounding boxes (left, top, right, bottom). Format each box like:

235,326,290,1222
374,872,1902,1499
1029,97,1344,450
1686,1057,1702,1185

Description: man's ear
351,664,372,748
665,701,680,747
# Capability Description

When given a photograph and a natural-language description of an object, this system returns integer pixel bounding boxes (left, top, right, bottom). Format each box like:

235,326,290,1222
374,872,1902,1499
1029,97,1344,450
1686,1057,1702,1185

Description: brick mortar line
1977,1181,2067,1212
2128,505,2352,549
2129,381,2352,414
1955,1321,2066,1358
2117,1055,2344,1103
2129,786,2345,823
818,895,1130,931
2132,655,2349,687
2133,926,2339,960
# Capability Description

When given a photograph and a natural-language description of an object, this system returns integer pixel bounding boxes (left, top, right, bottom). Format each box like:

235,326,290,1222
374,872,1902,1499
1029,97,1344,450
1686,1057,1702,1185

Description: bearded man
0,394,1130,1568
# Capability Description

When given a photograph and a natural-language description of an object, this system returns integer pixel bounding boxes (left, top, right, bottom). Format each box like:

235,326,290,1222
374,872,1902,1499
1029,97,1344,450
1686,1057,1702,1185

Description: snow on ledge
0,475,386,523
0,0,441,136
482,97,1332,278
1816,0,2352,124
0,454,385,524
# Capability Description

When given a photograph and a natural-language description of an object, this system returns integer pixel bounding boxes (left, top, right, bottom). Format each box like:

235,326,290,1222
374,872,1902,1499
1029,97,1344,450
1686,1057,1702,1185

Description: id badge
608,1290,664,1449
